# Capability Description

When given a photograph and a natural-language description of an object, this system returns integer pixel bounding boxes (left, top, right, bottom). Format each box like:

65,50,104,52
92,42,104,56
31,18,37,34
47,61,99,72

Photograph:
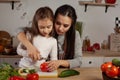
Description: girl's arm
17,31,40,61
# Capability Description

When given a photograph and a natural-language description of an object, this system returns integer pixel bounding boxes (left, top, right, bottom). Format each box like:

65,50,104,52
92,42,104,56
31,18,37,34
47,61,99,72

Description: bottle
82,39,87,51
82,36,91,51
86,36,91,48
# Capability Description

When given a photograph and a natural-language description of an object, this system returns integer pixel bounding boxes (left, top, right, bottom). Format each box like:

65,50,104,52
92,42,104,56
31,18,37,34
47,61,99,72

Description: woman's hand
17,32,41,61
27,45,40,61
47,60,61,71
47,60,70,71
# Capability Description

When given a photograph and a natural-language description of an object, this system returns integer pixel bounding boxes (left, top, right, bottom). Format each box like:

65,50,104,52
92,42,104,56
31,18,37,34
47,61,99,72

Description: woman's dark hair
54,4,77,59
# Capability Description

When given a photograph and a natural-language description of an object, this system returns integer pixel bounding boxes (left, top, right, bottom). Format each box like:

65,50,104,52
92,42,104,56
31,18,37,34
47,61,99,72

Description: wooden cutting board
19,68,58,78
37,70,58,78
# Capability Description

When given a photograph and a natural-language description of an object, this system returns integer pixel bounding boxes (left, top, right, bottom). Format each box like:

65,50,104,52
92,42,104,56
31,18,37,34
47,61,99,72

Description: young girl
17,6,57,68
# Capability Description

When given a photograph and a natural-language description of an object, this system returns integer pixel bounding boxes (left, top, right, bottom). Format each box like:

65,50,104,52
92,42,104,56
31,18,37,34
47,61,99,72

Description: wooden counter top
0,49,120,58
39,68,103,80
83,49,120,57
0,54,22,58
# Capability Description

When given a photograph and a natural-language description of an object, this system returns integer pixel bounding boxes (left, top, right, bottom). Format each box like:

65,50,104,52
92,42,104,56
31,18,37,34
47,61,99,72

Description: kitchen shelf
79,1,117,13
0,0,20,10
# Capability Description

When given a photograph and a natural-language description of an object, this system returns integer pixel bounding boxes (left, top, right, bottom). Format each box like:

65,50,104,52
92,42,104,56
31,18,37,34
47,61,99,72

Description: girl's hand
47,60,61,71
27,45,40,61
17,32,41,61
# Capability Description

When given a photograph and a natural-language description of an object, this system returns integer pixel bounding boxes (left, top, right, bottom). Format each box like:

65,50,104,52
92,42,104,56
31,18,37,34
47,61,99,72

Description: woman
17,4,82,71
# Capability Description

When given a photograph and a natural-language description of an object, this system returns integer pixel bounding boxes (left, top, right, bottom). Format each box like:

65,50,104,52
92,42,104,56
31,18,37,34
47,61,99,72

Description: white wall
0,0,120,46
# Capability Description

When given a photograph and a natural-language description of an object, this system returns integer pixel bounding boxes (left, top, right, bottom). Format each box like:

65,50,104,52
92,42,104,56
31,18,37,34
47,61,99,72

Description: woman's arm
50,39,58,60
47,60,69,71
56,31,82,68
47,38,70,71
17,31,40,61
17,43,28,57
47,31,82,71
67,31,82,68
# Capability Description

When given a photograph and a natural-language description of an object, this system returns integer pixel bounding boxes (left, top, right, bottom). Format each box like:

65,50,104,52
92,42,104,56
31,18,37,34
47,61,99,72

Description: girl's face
38,18,53,37
54,14,72,35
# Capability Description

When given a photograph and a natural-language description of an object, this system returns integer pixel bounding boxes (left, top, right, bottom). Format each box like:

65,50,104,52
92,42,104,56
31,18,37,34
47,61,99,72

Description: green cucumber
58,69,80,78
112,58,120,67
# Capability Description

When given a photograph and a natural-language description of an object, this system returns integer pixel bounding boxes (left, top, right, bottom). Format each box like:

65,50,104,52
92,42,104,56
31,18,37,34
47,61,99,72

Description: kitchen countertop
0,54,22,58
39,68,103,80
0,49,120,58
0,50,118,80
83,49,120,57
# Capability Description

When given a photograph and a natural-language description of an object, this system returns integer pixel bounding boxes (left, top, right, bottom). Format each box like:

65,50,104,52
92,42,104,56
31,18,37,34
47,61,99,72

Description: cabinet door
2,58,20,68
0,58,1,64
104,57,120,62
0,58,4,65
81,57,104,67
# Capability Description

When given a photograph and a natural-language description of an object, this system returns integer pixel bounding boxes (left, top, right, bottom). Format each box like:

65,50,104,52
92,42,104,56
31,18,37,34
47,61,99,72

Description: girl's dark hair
54,4,77,59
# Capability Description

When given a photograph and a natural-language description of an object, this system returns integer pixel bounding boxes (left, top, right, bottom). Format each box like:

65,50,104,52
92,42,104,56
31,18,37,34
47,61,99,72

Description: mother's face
54,14,72,35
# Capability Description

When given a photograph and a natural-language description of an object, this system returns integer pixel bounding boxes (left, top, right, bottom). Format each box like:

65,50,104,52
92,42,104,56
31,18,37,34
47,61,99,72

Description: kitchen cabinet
81,57,120,67
0,0,20,10
0,58,4,65
103,57,120,62
82,50,120,67
81,57,104,67
79,1,117,13
0,54,22,68
0,0,20,1
1,58,20,68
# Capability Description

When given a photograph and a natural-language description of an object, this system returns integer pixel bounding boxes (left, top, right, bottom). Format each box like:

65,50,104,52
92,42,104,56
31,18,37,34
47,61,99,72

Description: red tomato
40,62,49,72
9,76,25,80
118,68,120,76
26,73,39,80
106,65,118,78
92,43,100,50
101,62,112,72
87,46,94,51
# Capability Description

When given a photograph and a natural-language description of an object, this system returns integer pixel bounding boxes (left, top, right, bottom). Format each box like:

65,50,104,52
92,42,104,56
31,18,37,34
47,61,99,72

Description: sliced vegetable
18,68,36,76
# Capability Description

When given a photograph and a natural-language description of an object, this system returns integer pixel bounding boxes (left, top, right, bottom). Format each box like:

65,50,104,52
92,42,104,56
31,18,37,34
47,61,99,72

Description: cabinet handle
89,61,92,64
14,62,18,65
